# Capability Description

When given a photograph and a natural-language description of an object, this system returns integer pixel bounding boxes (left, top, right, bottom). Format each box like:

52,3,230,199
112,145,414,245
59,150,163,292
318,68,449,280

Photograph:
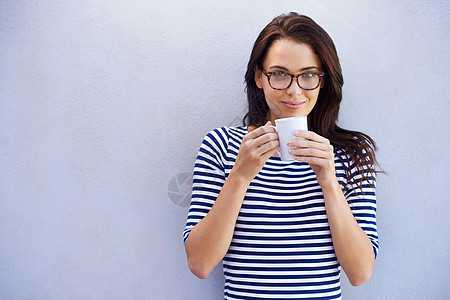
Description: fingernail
287,140,293,146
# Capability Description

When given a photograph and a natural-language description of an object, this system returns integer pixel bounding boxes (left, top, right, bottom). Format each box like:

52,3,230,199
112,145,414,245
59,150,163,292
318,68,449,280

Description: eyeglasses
261,68,324,91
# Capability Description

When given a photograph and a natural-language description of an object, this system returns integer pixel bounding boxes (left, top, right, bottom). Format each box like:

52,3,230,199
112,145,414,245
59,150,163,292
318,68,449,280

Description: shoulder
334,133,373,162
199,126,247,157
335,146,373,172
334,147,352,166
334,138,376,186
203,126,247,144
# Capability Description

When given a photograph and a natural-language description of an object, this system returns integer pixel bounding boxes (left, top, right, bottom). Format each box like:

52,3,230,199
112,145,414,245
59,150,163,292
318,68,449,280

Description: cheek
263,89,281,105
307,89,321,101
304,91,320,111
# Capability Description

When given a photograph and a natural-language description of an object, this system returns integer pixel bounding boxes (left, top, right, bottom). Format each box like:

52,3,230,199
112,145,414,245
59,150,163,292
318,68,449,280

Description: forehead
263,39,322,70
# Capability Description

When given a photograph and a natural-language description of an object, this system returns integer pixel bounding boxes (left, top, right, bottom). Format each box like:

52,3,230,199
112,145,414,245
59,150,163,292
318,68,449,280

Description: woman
183,12,379,299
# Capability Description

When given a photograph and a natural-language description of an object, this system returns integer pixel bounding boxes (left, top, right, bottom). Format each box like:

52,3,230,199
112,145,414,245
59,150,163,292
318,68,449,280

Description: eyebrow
268,65,320,72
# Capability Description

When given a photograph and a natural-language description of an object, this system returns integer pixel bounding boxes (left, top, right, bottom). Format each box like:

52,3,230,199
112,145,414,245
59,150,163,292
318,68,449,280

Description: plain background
1,0,449,299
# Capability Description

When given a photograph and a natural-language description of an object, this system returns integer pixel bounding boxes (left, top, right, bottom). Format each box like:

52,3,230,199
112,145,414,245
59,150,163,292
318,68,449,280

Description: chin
285,112,308,118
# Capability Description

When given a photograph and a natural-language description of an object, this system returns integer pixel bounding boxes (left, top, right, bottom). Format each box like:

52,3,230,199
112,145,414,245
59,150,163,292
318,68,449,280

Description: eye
300,72,318,79
272,72,290,78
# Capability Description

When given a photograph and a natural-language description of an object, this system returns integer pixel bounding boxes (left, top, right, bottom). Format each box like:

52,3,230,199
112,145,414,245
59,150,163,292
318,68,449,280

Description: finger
289,147,334,159
293,130,329,144
240,131,278,157
288,139,334,153
260,147,278,161
294,155,332,166
252,131,278,146
246,123,276,139
255,139,279,156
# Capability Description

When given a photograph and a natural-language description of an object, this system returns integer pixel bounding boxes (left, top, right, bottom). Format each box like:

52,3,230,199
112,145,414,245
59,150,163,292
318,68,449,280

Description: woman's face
255,39,323,122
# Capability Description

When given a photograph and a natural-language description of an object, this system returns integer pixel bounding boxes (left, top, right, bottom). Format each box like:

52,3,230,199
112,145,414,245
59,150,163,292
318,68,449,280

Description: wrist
319,175,341,192
229,167,254,186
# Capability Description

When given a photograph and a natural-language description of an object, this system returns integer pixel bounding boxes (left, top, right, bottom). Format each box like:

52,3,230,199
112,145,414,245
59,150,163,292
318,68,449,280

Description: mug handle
268,125,281,157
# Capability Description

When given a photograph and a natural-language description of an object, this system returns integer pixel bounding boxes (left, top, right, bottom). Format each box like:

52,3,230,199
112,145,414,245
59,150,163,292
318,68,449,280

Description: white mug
270,116,308,161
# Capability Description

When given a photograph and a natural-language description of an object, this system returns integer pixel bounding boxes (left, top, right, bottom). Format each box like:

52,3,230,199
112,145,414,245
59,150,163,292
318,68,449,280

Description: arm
320,181,375,286
288,131,375,286
185,124,279,279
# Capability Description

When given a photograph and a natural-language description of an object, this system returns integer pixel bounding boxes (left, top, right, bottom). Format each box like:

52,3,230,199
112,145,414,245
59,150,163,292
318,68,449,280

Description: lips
282,101,305,109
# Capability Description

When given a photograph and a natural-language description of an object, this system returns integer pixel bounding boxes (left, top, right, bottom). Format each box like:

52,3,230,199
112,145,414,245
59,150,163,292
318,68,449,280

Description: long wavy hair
244,12,379,188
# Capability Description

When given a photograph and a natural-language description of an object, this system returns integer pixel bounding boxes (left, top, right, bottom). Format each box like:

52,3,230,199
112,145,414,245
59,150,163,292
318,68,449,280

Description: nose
286,79,302,96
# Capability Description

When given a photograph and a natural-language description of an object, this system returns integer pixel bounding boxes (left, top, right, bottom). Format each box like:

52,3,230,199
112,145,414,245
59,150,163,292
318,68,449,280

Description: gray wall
1,1,449,299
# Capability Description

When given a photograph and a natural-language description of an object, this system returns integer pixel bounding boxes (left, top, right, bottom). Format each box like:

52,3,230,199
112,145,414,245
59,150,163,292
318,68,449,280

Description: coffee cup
269,116,308,161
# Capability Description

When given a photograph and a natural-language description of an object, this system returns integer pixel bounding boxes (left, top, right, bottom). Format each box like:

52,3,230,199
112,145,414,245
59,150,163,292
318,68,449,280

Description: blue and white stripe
184,126,378,299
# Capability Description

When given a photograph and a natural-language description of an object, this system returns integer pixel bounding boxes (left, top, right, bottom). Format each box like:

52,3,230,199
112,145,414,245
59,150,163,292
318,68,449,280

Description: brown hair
244,12,379,188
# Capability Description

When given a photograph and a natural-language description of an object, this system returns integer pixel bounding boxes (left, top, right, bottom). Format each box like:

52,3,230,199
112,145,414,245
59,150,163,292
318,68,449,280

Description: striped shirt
183,126,378,299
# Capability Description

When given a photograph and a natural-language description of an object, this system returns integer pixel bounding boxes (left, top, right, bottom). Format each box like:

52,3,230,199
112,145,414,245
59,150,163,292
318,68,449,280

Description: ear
254,67,263,89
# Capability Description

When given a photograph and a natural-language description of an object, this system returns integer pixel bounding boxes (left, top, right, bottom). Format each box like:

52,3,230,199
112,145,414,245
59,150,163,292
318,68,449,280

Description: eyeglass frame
261,68,325,91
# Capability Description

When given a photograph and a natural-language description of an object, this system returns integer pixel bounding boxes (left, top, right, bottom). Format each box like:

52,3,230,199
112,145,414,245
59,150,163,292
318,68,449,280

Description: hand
287,130,337,187
232,121,279,181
